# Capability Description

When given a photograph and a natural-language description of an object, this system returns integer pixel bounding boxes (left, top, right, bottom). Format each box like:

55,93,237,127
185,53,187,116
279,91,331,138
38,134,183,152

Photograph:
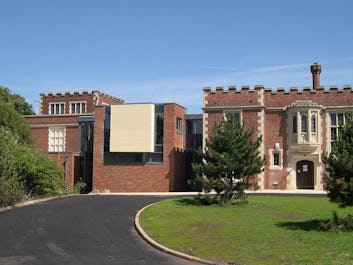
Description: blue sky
1,0,353,113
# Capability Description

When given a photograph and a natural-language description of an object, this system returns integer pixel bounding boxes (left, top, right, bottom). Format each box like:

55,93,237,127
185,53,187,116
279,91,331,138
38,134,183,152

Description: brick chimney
311,62,322,90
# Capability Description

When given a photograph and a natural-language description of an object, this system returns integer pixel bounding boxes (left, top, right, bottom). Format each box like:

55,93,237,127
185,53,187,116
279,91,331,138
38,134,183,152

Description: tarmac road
0,195,200,265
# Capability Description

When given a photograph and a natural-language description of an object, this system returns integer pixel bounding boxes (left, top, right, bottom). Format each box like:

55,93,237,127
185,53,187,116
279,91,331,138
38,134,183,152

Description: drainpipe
63,156,69,184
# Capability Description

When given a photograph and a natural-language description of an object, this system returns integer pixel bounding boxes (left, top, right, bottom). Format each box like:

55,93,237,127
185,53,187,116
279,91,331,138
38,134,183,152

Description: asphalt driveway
0,195,199,265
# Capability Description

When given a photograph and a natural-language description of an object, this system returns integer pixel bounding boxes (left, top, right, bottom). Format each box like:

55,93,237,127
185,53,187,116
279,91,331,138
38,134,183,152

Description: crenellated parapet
204,85,353,94
40,90,123,102
203,85,353,109
39,90,124,115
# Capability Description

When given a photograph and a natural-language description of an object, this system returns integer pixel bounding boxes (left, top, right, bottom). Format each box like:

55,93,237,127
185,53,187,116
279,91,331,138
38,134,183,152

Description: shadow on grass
175,197,196,206
276,219,331,231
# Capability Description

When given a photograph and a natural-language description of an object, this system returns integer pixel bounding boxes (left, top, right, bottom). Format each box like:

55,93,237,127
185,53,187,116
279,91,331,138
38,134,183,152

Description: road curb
134,202,216,265
0,194,77,213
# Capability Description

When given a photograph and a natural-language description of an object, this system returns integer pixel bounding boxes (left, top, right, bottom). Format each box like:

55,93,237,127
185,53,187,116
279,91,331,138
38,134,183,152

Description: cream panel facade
110,104,155,152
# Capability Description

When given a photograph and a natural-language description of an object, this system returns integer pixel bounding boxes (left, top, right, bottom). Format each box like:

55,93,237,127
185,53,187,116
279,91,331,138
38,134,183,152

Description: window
311,114,316,133
48,127,65,152
330,113,346,149
176,117,182,134
49,103,65,115
270,149,282,169
225,112,241,123
301,114,307,133
292,115,297,133
273,152,280,166
70,102,86,114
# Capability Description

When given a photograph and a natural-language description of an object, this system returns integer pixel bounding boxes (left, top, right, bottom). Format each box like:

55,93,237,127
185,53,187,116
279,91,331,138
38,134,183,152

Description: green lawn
139,196,353,265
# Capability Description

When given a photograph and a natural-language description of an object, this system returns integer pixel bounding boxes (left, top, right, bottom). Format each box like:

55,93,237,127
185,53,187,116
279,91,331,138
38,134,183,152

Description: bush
14,146,66,197
320,211,353,232
0,176,22,207
0,129,66,206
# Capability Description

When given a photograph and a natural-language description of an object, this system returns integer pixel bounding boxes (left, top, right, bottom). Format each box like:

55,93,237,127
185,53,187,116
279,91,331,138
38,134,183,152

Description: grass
139,196,353,265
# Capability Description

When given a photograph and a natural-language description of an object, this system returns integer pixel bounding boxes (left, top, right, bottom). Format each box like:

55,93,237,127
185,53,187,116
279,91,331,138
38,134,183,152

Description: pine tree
322,115,353,207
192,114,265,204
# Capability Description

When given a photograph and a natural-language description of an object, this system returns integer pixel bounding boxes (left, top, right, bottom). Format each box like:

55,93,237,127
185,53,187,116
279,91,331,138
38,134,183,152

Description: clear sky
1,0,353,113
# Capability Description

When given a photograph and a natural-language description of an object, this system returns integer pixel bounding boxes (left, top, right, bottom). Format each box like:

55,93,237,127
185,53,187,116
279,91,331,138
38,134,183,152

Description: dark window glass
293,116,297,133
176,117,182,134
331,128,337,141
273,153,280,166
301,115,307,133
311,115,316,133
155,104,164,114
331,113,337,126
156,114,163,145
186,120,192,135
338,113,344,126
195,120,203,134
233,113,240,123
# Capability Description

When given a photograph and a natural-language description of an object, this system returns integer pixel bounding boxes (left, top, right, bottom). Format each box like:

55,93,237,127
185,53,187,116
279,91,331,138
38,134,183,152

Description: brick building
24,91,195,192
203,63,353,191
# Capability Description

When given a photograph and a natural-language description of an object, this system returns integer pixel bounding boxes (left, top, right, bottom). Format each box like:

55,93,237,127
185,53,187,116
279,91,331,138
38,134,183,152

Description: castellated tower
203,63,353,191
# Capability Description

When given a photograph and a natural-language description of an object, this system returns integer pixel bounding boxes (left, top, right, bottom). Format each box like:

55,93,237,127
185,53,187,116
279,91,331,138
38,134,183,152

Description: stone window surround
269,148,283,170
49,102,66,115
223,110,242,123
48,126,66,152
70,101,87,114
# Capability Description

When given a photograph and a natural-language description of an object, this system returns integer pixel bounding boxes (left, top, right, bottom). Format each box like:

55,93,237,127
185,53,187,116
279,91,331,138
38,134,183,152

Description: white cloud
4,61,353,115
251,63,309,73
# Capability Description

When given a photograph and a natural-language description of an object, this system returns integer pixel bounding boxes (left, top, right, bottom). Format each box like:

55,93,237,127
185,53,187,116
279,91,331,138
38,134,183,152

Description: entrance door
296,160,314,189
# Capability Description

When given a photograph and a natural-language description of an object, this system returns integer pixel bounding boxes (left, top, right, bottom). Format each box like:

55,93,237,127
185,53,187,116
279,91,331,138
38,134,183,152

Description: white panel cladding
110,104,155,152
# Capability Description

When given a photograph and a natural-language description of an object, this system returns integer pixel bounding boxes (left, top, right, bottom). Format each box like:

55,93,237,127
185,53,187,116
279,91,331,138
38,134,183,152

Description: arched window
311,114,316,133
292,115,297,133
301,114,307,133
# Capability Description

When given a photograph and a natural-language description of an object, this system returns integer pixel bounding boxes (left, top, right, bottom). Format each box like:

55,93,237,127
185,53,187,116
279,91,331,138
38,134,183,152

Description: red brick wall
204,87,353,190
205,87,259,107
264,87,353,108
48,152,81,188
41,92,95,114
25,115,80,152
263,111,286,155
40,91,123,115
92,104,186,192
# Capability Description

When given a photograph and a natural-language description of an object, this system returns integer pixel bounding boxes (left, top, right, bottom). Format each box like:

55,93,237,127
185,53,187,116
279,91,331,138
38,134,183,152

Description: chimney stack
311,62,322,90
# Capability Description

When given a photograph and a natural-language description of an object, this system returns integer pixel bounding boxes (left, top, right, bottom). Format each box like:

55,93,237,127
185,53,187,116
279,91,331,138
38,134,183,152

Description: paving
0,195,200,265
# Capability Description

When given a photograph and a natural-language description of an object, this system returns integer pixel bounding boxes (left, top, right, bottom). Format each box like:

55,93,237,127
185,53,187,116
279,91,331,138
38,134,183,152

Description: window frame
49,102,65,115
176,117,182,134
269,148,283,170
329,112,348,151
224,111,242,123
48,127,66,152
70,101,87,114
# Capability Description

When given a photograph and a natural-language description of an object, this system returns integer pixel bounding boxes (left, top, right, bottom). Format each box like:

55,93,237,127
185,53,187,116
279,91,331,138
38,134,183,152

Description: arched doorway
296,160,314,189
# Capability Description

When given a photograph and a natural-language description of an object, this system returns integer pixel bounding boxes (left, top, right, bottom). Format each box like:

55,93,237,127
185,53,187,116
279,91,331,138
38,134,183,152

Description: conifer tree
192,114,265,204
322,115,353,207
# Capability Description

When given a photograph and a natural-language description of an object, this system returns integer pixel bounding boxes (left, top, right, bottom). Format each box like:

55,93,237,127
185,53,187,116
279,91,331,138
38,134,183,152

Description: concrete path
0,195,200,265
